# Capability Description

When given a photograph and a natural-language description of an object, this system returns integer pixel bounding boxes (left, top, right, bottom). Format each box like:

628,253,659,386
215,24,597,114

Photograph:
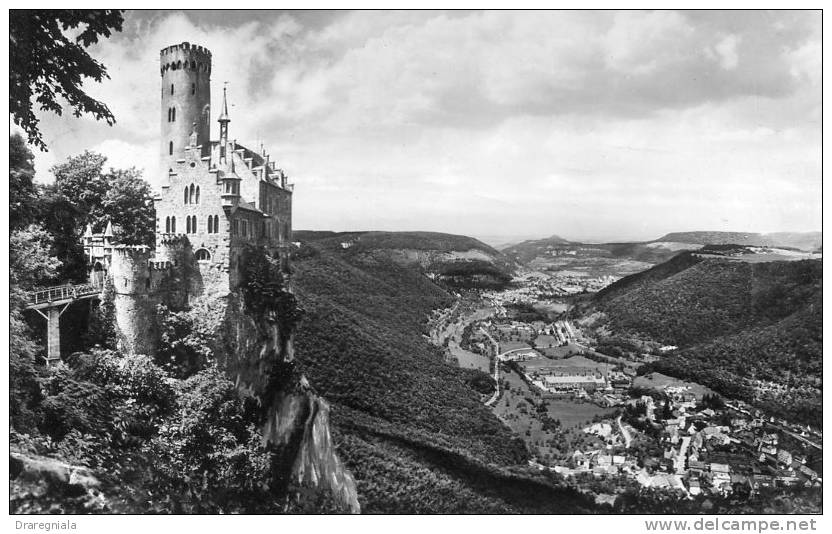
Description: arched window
186,216,191,234
171,108,176,122
214,215,219,234
195,185,200,204
170,83,174,95
195,249,211,262
171,216,176,233
189,184,195,204
184,186,189,204
169,141,173,155
165,216,171,233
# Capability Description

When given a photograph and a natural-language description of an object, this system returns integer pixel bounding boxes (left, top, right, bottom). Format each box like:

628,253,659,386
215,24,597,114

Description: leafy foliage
9,10,124,149
10,224,62,288
240,245,302,339
10,133,39,229
155,304,215,378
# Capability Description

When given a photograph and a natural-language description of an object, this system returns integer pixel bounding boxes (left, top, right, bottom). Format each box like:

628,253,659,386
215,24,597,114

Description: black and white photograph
5,6,825,525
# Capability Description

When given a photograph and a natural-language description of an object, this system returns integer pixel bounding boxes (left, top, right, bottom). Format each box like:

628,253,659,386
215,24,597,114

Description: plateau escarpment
294,230,514,290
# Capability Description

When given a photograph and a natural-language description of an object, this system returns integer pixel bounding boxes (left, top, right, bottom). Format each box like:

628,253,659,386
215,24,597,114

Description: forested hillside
584,253,822,427
294,230,514,290
290,239,595,513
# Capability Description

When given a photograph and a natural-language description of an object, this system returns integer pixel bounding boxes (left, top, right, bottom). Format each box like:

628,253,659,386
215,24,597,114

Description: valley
425,233,822,512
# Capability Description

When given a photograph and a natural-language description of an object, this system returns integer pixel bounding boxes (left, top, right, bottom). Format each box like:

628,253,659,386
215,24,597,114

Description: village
445,270,823,505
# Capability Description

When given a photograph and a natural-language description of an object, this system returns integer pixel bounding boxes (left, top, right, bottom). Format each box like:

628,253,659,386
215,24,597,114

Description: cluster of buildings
544,384,823,500
482,268,620,303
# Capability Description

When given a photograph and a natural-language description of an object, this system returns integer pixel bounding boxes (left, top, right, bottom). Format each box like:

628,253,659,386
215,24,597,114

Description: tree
9,10,124,150
10,224,62,289
101,168,155,246
10,133,39,229
38,151,156,281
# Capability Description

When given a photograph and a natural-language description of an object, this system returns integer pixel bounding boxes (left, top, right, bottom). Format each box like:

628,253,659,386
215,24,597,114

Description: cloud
713,34,741,70
29,10,821,241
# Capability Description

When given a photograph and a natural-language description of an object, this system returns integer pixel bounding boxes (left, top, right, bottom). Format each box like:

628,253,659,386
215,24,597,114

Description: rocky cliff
201,275,360,513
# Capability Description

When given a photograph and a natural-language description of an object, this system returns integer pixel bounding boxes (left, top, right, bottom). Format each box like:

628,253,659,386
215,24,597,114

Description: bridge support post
46,307,61,365
32,302,71,365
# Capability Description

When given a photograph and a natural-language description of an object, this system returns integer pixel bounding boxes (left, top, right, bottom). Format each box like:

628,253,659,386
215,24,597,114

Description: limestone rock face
263,384,361,513
207,292,360,513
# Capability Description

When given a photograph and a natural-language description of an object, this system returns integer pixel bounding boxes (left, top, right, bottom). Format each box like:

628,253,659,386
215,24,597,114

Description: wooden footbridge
24,281,104,364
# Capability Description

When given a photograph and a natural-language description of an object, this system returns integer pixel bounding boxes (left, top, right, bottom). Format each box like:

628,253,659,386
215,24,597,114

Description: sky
23,10,821,243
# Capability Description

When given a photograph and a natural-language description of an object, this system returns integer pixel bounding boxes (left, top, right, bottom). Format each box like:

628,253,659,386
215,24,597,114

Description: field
632,372,715,400
544,399,617,428
493,367,616,464
451,340,491,373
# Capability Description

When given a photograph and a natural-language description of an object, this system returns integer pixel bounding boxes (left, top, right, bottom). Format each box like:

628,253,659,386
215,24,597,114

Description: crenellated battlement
148,260,174,271
160,42,212,76
157,233,189,245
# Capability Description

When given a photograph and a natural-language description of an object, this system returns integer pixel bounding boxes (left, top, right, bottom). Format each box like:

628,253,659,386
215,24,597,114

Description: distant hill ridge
654,231,821,251
295,230,502,254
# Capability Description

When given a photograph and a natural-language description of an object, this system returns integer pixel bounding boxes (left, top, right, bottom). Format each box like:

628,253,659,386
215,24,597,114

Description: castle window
165,216,171,233
146,277,151,290
195,186,200,204
169,141,173,155
171,107,176,122
189,184,195,204
195,249,211,262
186,216,191,234
191,82,196,95
214,215,220,233
170,83,174,95
232,219,238,236
206,215,212,234
171,216,176,233
184,186,189,204
242,220,248,237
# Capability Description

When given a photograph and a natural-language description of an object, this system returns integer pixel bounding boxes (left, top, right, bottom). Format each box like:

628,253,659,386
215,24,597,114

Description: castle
83,42,293,355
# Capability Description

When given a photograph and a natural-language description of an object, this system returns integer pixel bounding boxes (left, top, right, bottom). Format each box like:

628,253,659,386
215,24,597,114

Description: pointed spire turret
218,84,230,124
219,83,230,164
104,221,114,237
83,223,93,238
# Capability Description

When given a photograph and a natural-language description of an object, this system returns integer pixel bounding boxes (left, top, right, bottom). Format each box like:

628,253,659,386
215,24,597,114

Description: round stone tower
110,245,157,356
160,42,212,171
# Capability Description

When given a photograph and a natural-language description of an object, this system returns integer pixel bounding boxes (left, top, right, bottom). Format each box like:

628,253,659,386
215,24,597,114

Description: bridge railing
26,282,104,307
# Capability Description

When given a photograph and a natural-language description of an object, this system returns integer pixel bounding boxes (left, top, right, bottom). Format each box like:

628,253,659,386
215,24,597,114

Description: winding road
617,415,632,448
480,328,540,407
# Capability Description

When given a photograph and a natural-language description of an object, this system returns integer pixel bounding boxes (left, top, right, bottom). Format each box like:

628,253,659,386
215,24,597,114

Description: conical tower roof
218,85,230,123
